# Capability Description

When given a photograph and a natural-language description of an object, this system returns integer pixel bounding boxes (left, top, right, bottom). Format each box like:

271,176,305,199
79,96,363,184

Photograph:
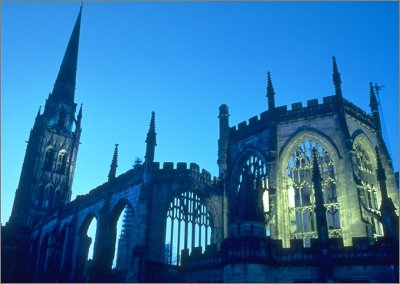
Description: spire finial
266,71,276,110
332,56,343,98
108,144,119,181
76,103,83,128
51,7,82,103
145,111,157,163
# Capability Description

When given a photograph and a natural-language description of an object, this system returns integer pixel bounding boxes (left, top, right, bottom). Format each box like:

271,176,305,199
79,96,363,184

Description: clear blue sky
2,2,398,225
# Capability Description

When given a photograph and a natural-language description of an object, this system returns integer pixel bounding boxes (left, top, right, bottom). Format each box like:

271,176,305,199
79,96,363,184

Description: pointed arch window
165,191,212,265
76,215,98,282
233,153,274,235
354,142,382,237
58,111,67,128
56,150,68,174
43,185,55,209
287,139,341,247
44,147,55,171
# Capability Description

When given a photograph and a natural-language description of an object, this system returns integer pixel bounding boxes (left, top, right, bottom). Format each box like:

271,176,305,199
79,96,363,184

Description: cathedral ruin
2,7,399,283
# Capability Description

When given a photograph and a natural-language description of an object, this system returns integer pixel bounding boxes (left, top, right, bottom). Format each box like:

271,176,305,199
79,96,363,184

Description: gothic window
287,140,341,247
165,191,212,265
43,185,55,209
111,204,134,270
115,206,134,271
77,214,97,281
234,154,273,235
354,142,382,236
56,150,68,174
44,147,55,171
58,111,67,128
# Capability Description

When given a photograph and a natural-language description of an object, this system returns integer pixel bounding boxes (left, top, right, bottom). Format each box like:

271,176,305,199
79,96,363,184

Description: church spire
266,71,276,110
332,56,343,98
108,144,119,182
51,6,82,103
145,111,157,163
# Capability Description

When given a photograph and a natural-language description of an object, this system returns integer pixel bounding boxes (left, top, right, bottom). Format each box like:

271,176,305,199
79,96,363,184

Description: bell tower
8,7,83,228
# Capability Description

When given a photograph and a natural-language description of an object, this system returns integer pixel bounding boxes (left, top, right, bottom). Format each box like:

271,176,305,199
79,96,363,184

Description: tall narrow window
56,150,68,174
165,191,212,265
45,185,55,209
58,111,67,128
234,154,273,235
44,147,55,171
354,142,382,237
77,215,97,282
115,206,134,271
287,139,341,247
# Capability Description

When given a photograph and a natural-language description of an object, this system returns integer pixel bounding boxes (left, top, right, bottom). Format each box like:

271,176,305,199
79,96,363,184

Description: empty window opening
165,191,212,265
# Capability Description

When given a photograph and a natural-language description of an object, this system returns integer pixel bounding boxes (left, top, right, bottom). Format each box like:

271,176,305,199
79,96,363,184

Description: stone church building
2,7,399,283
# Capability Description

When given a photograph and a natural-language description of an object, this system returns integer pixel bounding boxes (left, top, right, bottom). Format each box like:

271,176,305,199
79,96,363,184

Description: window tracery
354,142,382,237
233,154,274,235
287,139,341,247
165,191,212,265
44,147,55,171
56,150,68,174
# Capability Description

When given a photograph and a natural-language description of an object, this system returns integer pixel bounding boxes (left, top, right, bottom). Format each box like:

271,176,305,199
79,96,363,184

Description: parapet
229,94,376,142
151,161,216,186
229,96,338,141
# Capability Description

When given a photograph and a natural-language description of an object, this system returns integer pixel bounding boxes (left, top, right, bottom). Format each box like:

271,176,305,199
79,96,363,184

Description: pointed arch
43,184,55,209
353,133,382,237
76,213,98,282
108,199,134,270
56,149,68,174
53,188,62,208
57,110,67,128
110,199,134,224
277,130,342,247
230,149,273,235
44,146,55,171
